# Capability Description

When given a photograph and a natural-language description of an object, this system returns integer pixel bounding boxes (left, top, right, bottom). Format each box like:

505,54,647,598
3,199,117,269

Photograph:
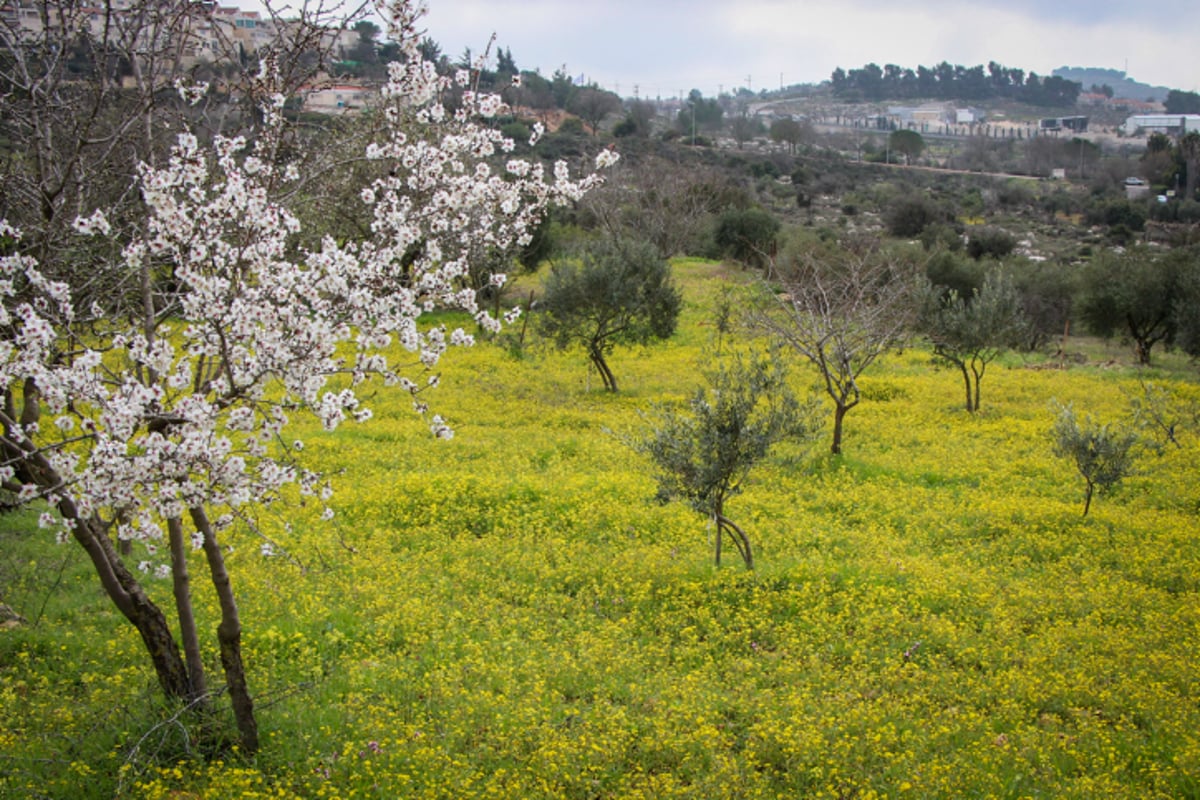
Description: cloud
419,0,1200,95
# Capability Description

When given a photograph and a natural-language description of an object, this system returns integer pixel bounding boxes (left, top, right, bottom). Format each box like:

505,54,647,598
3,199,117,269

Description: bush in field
966,226,1016,260
1084,198,1147,236
714,207,780,269
1051,402,1139,516
925,249,983,299
538,236,681,392
885,195,949,238
631,349,819,568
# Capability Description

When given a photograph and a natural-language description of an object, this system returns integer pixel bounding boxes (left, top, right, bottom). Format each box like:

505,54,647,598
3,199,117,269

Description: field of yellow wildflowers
2,259,1199,799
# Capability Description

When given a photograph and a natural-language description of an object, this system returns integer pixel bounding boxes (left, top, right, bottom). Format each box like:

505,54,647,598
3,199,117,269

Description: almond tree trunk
190,506,258,753
5,397,195,704
70,507,194,700
168,516,208,703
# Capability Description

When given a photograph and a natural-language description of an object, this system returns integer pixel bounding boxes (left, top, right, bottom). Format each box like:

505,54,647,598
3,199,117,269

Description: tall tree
888,129,925,164
678,89,724,136
496,46,518,76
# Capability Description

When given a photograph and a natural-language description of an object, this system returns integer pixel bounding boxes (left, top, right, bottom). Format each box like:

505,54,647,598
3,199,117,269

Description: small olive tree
631,350,820,568
921,270,1028,413
538,236,681,392
1051,402,1139,516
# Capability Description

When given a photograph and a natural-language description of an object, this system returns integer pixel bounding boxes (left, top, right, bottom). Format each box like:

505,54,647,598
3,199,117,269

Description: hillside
4,260,1200,798
1052,66,1171,101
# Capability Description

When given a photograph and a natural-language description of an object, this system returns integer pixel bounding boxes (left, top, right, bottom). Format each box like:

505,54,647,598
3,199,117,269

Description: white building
1122,114,1200,137
299,83,374,115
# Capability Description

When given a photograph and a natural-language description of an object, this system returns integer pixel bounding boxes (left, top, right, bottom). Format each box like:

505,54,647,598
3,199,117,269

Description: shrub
966,226,1017,260
1084,198,1146,232
713,207,780,269
884,195,947,237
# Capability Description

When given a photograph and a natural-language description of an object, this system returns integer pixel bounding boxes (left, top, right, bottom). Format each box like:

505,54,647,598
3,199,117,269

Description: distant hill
1052,67,1171,102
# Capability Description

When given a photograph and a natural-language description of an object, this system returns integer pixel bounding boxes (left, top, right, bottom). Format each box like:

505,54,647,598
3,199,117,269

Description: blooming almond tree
0,0,615,753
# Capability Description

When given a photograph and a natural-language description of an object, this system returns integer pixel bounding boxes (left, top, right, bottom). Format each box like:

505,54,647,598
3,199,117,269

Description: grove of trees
831,60,1082,106
5,0,1200,790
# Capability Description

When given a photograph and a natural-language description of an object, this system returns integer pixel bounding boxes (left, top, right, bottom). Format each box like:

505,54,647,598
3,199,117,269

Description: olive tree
537,237,681,392
631,350,819,568
1079,246,1195,365
1051,403,1139,516
921,270,1028,413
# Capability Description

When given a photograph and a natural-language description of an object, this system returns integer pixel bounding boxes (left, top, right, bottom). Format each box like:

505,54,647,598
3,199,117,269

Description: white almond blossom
0,0,615,749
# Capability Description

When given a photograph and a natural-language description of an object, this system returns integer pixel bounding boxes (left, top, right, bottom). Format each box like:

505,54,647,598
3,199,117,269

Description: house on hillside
299,83,374,115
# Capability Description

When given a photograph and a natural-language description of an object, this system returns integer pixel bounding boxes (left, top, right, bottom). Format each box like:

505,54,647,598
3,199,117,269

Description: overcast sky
419,0,1200,100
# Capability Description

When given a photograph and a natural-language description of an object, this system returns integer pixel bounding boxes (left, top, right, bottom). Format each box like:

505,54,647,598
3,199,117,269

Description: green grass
2,260,1199,799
